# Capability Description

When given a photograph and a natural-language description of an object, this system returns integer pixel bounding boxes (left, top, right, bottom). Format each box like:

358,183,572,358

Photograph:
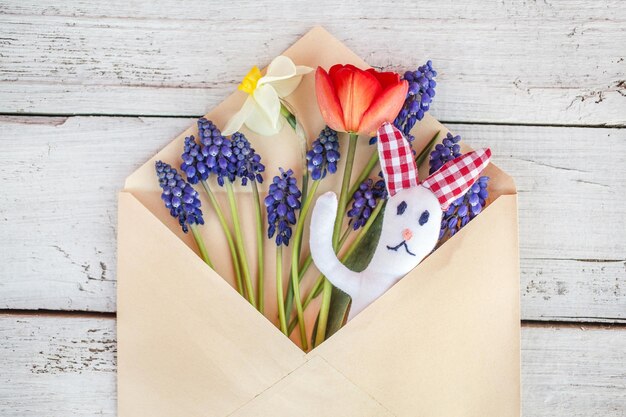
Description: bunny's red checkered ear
376,123,419,197
421,148,491,210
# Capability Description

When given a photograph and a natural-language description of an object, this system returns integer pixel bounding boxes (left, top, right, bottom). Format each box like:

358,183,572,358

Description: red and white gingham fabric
422,148,492,209
376,123,419,197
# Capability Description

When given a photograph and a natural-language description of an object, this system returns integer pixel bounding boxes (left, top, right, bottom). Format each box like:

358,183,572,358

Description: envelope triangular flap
313,194,520,417
117,192,305,417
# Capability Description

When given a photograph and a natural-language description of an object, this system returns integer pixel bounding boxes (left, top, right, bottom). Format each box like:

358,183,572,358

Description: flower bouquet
118,27,520,416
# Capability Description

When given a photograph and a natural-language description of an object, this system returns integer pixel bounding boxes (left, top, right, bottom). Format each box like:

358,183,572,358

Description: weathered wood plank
0,315,623,416
1,116,624,322
0,1,624,124
0,116,192,312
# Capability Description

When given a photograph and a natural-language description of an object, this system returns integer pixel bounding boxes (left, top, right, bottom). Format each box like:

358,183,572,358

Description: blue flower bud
266,168,301,247
155,161,204,233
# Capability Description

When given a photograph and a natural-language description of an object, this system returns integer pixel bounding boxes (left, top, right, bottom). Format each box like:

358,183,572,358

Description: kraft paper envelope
117,27,520,416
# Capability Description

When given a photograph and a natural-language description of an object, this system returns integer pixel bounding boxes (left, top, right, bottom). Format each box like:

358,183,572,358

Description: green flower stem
276,246,288,336
251,180,265,313
315,132,359,347
190,224,214,269
280,103,297,131
287,199,384,334
348,151,379,200
225,180,256,308
287,179,321,349
200,180,243,296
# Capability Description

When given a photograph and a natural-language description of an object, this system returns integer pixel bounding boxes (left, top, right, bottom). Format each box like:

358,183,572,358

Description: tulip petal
222,95,256,135
358,80,409,135
366,68,401,89
315,67,346,132
330,66,382,132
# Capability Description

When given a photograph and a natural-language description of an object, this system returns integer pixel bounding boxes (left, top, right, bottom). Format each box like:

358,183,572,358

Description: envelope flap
313,194,520,416
229,357,394,417
117,192,305,417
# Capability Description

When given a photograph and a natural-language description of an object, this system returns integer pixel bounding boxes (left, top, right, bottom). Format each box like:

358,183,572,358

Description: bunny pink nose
402,228,413,241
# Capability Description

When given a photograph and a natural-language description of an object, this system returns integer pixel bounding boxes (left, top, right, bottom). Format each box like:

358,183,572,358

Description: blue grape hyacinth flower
347,176,388,230
306,126,340,181
155,160,204,233
196,118,237,186
429,132,462,174
370,60,437,145
265,168,301,247
439,176,489,239
230,131,265,185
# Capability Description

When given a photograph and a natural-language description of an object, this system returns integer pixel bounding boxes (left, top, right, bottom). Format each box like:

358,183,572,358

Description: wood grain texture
0,116,624,322
0,1,624,125
0,315,623,416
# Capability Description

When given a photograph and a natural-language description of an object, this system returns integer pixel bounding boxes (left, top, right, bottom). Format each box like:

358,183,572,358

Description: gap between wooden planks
0,312,624,417
0,0,624,125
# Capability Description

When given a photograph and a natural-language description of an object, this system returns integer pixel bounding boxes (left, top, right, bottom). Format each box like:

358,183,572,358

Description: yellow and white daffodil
222,56,313,136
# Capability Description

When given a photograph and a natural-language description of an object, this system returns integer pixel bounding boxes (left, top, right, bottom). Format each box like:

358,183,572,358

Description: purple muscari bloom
429,132,462,174
155,160,204,233
193,118,237,186
439,176,489,240
306,126,340,181
264,168,301,246
370,60,437,145
230,131,265,186
347,175,388,230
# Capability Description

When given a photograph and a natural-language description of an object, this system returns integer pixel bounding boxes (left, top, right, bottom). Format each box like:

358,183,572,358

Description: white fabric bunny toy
310,122,491,320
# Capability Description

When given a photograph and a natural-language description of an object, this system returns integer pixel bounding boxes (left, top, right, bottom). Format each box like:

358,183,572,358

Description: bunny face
367,185,442,277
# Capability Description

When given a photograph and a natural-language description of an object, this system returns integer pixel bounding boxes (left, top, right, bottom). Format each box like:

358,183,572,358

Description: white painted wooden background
0,1,624,415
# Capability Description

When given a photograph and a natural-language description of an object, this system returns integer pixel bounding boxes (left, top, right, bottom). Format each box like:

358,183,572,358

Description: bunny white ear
421,148,492,209
376,122,419,197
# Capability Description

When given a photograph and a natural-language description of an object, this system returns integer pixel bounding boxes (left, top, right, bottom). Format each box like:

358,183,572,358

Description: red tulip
315,64,408,135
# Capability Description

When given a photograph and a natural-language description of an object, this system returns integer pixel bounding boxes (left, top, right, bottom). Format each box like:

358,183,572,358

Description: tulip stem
190,224,214,269
251,180,265,313
315,132,359,347
348,151,379,200
225,180,256,308
276,246,288,336
200,180,243,296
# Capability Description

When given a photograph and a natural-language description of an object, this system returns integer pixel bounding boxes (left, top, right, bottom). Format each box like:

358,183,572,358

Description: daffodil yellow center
238,66,262,95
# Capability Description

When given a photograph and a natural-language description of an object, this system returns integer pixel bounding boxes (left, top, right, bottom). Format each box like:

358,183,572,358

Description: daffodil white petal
258,56,298,85
245,106,285,136
252,83,281,131
222,96,256,135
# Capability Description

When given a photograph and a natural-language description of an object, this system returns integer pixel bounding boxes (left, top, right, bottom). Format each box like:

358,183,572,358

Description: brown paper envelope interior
229,356,394,417
118,26,520,416
312,195,520,417
117,192,306,417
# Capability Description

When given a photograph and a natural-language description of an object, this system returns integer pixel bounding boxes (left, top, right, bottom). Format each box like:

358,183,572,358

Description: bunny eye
419,210,430,225
397,201,408,215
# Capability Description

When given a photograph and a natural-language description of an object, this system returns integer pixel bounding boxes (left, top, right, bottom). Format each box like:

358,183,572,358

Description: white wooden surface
0,0,625,415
